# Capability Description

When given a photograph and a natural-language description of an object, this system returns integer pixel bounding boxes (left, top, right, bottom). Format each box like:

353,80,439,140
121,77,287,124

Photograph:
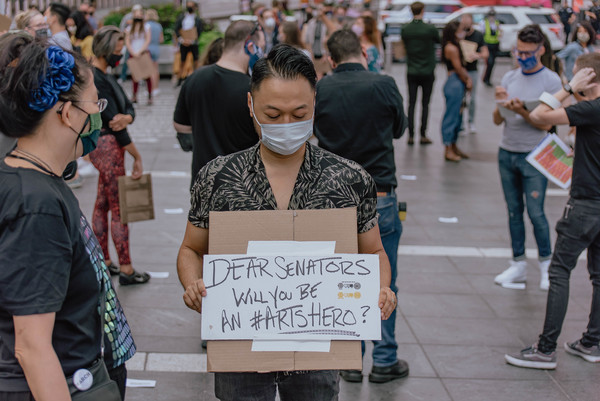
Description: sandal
106,262,120,276
119,270,151,286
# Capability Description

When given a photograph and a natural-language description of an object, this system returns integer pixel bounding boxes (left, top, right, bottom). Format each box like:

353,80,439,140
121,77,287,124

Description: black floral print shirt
189,142,377,233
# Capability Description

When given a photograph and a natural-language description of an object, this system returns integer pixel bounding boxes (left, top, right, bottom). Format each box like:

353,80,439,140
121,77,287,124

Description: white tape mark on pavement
546,189,569,197
164,208,184,214
400,175,417,181
150,171,191,178
127,353,207,373
438,217,459,223
126,379,156,388
147,272,169,279
397,245,587,260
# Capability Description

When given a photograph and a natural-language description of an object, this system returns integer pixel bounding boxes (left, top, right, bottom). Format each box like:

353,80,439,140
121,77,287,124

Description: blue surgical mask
251,97,313,155
517,54,538,71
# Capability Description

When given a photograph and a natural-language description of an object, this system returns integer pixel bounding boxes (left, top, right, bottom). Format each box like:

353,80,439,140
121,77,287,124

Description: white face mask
578,31,590,44
251,97,313,155
264,17,276,29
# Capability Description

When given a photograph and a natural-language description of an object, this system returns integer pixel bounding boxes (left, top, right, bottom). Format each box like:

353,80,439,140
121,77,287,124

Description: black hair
0,33,91,138
48,2,71,26
70,10,94,40
327,29,362,64
441,20,462,63
518,24,545,45
250,44,316,93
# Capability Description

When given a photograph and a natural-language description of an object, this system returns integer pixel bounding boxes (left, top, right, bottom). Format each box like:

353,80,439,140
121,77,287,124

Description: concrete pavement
72,59,600,400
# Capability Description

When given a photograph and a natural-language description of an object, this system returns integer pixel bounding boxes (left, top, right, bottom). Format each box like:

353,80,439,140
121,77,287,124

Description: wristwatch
563,83,574,95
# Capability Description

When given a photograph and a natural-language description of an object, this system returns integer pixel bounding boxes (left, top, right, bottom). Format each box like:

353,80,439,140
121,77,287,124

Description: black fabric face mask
187,7,195,13
107,53,122,68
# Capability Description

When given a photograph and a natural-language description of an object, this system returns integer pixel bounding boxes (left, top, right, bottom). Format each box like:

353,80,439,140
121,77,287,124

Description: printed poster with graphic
526,134,573,189
200,254,381,341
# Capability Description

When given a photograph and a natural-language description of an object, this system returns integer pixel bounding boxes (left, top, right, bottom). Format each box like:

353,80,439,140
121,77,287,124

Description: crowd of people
0,1,599,400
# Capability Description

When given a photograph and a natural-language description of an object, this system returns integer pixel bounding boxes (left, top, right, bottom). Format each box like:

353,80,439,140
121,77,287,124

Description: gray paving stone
443,379,570,401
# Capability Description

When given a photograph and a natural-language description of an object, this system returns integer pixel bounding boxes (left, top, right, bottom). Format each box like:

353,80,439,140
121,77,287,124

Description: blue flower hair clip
28,46,76,112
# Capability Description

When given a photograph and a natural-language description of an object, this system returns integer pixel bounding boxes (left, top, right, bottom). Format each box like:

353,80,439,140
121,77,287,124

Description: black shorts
180,43,199,62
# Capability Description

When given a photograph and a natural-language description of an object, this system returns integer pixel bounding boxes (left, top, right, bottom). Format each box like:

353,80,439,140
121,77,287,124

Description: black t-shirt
565,98,600,200
173,64,258,182
0,160,101,392
464,29,485,72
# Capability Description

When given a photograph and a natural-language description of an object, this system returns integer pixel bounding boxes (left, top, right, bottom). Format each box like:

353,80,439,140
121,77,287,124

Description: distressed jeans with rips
498,148,552,261
361,191,402,367
538,198,600,352
214,370,339,401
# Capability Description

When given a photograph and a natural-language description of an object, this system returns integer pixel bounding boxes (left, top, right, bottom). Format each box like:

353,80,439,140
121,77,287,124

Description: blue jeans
214,370,339,401
538,198,600,352
119,50,130,81
441,73,465,146
498,148,552,260
467,70,479,124
362,192,402,367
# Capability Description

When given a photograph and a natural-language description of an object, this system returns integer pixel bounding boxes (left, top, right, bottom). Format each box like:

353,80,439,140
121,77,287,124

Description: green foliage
198,30,224,55
102,10,124,28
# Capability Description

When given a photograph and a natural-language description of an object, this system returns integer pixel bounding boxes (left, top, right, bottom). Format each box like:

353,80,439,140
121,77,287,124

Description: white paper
501,282,526,290
147,272,169,278
164,208,184,214
400,175,417,181
247,241,336,256
251,339,331,352
438,217,459,224
126,379,157,388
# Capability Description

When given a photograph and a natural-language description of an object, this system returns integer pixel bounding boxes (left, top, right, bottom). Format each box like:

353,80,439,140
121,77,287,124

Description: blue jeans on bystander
441,73,465,146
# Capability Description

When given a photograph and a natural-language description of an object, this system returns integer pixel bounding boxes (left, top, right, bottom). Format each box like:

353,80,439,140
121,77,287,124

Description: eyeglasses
72,99,108,113
513,45,542,59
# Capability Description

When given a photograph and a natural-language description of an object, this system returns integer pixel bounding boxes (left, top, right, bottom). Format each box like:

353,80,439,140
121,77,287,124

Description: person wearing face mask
505,52,600,370
173,21,261,186
315,29,408,384
557,21,597,81
259,8,279,53
90,26,150,287
480,8,501,87
176,44,397,401
492,25,562,291
67,10,95,61
174,1,204,86
14,9,48,39
44,2,73,51
352,15,383,73
0,33,136,401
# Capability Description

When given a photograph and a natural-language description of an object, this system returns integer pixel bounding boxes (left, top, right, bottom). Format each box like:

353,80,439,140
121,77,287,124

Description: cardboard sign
126,52,154,81
118,174,155,224
0,14,11,32
180,28,198,42
201,254,381,340
459,39,478,63
206,208,363,372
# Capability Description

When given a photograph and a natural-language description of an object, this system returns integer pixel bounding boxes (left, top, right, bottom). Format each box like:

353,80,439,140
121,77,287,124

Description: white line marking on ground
546,189,569,197
398,245,586,260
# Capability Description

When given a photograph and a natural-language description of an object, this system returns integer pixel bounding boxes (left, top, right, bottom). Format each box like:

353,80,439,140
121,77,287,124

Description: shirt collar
248,142,316,174
334,63,367,73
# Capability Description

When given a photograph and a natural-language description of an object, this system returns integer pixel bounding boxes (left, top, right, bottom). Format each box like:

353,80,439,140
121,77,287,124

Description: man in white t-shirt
492,25,562,291
44,3,72,51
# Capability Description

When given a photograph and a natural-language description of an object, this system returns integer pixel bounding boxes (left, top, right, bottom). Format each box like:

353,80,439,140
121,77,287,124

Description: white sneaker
494,260,527,285
469,124,477,134
77,159,98,177
539,259,550,291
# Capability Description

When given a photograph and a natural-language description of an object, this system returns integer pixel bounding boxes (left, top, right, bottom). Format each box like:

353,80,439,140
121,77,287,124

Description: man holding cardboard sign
177,44,396,400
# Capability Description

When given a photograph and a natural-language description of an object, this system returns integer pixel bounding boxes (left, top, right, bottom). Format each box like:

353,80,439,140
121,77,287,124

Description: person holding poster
177,44,397,401
505,53,600,369
314,29,409,384
492,25,562,291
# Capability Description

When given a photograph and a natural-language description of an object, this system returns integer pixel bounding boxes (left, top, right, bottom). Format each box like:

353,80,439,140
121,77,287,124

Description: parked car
378,0,465,38
440,6,565,52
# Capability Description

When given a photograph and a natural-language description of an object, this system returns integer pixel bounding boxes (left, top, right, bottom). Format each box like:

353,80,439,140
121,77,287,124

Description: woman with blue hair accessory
0,33,133,401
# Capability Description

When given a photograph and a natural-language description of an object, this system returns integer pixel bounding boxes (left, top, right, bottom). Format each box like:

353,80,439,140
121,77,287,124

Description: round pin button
73,368,93,391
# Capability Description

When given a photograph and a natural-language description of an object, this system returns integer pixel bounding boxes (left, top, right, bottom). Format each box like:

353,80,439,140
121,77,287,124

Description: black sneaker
106,263,120,276
119,270,151,286
368,360,409,383
339,370,363,382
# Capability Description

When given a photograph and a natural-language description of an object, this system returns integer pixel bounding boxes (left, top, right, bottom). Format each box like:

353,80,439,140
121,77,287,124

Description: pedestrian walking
125,6,153,105
401,1,438,145
557,21,596,81
302,5,334,80
459,13,488,134
176,43,397,401
44,2,72,50
441,20,472,162
173,20,261,185
315,29,408,384
505,53,600,369
146,8,164,97
174,1,203,86
558,0,575,45
278,20,311,58
90,26,151,286
351,15,383,73
492,25,562,290
0,33,124,401
481,8,500,87
258,8,279,53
